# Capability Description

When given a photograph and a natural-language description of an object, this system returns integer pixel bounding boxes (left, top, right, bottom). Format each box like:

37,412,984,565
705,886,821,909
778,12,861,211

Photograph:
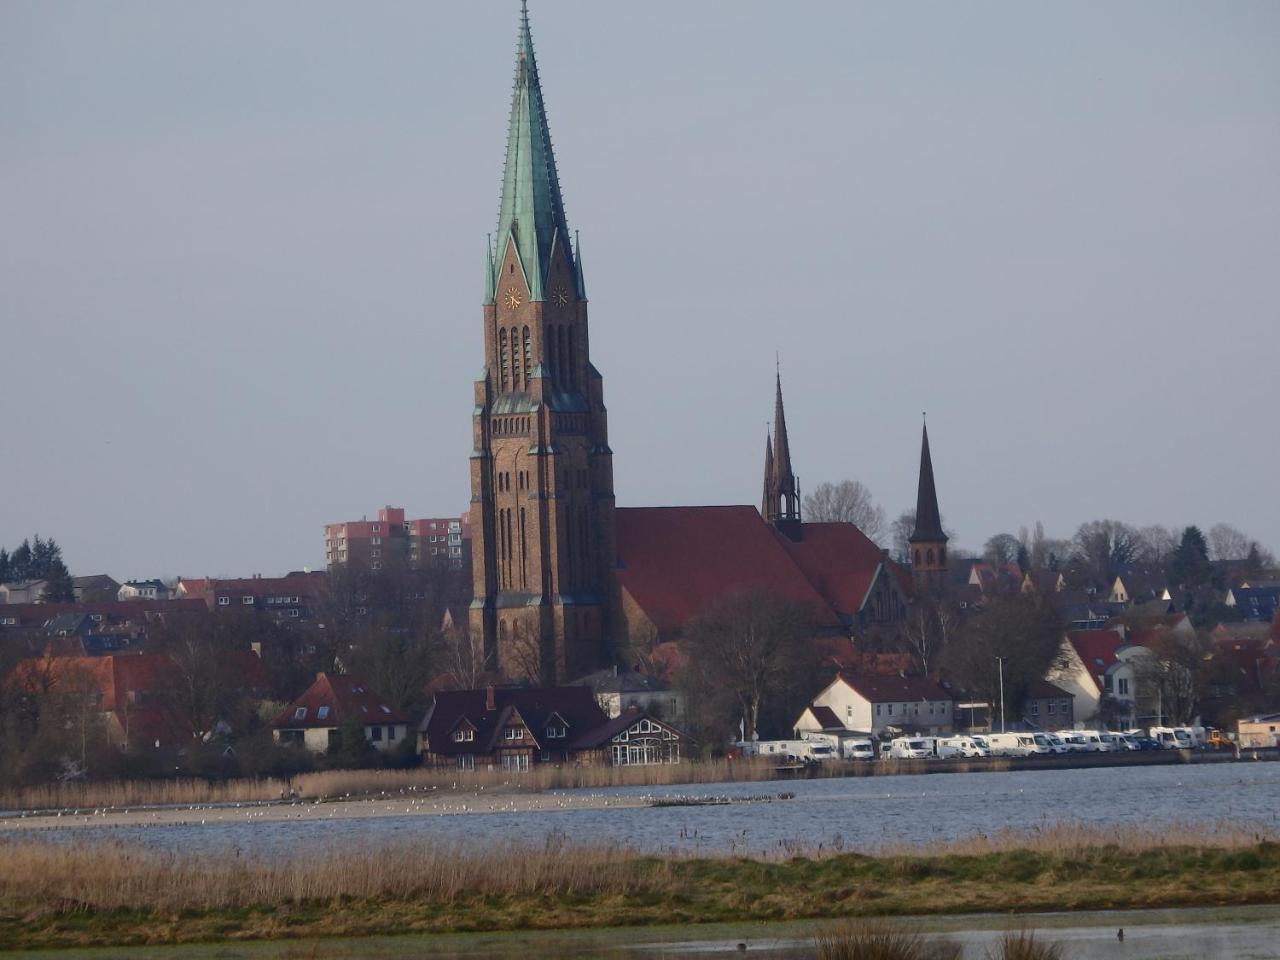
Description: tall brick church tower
469,2,617,683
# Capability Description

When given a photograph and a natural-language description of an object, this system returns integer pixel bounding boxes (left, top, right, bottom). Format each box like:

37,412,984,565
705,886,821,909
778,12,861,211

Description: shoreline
2,747,1272,825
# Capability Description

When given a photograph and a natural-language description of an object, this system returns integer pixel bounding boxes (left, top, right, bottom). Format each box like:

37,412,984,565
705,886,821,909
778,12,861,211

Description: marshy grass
989,930,1064,960
0,757,782,813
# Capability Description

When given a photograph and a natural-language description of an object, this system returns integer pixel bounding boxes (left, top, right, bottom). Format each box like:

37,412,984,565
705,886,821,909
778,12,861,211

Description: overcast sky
2,2,1277,580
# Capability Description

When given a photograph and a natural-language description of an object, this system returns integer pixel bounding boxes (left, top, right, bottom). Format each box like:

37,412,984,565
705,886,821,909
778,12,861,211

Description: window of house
370,726,383,742
453,728,474,742
242,596,254,605
1118,678,1130,696
545,724,565,739
875,704,881,716
457,754,474,770
1104,675,1113,692
290,609,300,618
217,597,229,606
1030,701,1039,716
372,537,381,545
1048,701,1057,715
372,524,380,532
294,707,307,720
317,706,330,720
887,704,893,716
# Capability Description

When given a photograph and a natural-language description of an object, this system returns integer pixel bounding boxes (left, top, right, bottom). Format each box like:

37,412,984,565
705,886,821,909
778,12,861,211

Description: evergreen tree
40,560,76,604
9,540,33,582
30,536,62,579
0,548,10,584
1171,526,1211,587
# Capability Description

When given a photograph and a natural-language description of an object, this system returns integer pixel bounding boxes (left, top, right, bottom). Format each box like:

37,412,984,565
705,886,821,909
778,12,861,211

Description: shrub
988,930,1064,960
816,921,961,960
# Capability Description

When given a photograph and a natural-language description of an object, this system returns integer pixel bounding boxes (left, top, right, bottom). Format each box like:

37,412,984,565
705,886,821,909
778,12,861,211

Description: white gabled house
794,674,956,738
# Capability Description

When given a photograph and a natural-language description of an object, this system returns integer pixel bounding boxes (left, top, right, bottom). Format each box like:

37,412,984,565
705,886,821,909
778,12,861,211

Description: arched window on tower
499,329,509,392
510,327,520,390
926,548,935,566
522,326,531,385
914,549,921,567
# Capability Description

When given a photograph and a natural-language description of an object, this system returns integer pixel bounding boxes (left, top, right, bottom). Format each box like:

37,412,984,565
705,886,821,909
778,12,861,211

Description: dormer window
317,706,330,720
294,707,307,721
545,724,566,739
453,728,474,742
505,727,521,740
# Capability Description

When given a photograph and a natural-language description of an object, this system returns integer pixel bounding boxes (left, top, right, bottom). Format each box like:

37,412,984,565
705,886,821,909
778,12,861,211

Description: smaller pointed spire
762,431,775,518
483,234,496,304
766,366,800,533
772,370,795,489
910,417,947,544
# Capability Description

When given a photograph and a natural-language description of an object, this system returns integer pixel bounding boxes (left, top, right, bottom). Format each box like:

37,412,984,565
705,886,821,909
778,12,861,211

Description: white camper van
936,736,990,759
986,733,1049,757
845,739,877,761
888,737,937,759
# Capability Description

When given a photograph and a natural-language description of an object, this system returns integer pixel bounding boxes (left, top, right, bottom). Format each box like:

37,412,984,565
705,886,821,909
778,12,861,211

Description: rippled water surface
20,760,1280,856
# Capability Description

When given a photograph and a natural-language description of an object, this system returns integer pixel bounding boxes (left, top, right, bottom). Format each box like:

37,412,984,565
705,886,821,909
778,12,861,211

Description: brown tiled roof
273,672,407,729
420,686,607,756
843,674,954,703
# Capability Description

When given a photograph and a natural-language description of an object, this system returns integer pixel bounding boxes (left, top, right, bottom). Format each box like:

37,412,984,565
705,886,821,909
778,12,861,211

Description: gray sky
3,1,1277,579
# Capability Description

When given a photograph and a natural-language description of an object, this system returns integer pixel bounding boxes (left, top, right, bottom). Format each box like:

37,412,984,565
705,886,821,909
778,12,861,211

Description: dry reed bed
0,757,783,814
0,821,1272,915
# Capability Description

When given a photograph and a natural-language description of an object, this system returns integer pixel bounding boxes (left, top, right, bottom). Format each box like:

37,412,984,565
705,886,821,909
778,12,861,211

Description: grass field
0,824,1276,951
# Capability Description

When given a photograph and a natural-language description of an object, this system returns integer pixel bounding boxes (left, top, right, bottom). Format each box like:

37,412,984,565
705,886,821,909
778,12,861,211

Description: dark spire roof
772,370,795,487
761,431,774,518
488,0,577,303
910,420,947,544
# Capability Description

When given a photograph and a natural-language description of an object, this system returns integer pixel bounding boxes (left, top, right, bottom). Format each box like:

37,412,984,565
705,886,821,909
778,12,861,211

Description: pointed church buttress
470,3,616,682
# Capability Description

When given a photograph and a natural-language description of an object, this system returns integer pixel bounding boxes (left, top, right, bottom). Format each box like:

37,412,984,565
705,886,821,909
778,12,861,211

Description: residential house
1021,679,1075,730
117,579,170,602
794,674,956,738
71,575,120,603
1225,586,1280,623
573,667,684,723
199,572,327,621
418,685,685,769
1237,713,1280,748
1048,630,1156,729
1106,568,1173,608
272,672,410,754
0,599,207,656
0,581,47,605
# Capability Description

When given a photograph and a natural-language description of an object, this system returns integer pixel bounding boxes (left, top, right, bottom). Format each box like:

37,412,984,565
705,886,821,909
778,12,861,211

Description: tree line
0,535,75,602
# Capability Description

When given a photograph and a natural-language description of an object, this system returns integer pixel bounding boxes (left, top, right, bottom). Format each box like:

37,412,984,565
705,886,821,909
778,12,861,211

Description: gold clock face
504,287,523,310
553,287,571,307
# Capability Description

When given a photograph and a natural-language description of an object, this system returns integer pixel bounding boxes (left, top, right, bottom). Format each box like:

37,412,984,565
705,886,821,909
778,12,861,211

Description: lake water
19,760,1280,856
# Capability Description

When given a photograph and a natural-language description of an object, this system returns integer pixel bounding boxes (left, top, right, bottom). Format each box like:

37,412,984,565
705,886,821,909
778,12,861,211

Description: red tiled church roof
773,522,898,618
615,506,843,633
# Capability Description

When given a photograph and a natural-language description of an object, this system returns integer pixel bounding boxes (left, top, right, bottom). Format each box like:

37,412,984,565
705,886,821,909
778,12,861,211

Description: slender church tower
470,2,616,682
909,419,948,579
761,371,802,540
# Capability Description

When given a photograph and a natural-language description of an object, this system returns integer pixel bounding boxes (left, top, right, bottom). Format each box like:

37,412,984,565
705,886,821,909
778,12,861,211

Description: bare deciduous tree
677,588,821,744
1072,520,1141,580
984,533,1022,567
1208,524,1251,563
802,480,886,541
437,627,490,690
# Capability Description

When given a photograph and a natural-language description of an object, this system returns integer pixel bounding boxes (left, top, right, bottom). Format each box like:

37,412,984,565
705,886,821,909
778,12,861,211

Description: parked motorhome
888,737,937,759
846,739,876,761
1150,727,1196,749
986,733,1048,757
937,736,989,758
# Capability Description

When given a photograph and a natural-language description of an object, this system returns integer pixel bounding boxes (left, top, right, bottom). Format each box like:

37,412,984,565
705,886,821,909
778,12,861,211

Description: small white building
795,674,956,738
272,672,410,753
118,579,170,602
1048,630,1157,728
1237,713,1280,748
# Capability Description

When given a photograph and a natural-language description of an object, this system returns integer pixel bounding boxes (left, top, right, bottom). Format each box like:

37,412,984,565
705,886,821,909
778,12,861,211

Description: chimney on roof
485,684,495,712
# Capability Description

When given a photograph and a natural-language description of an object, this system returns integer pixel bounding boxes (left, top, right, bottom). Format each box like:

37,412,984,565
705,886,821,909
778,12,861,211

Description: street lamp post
995,656,1007,733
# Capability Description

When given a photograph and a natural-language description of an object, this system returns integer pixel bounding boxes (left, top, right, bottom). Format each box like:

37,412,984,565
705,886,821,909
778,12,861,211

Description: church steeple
487,0,578,303
470,1,616,684
909,418,948,577
761,432,774,519
762,368,801,538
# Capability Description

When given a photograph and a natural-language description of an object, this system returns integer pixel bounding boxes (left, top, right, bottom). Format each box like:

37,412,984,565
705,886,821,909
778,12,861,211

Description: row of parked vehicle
881,725,1209,759
743,725,1212,763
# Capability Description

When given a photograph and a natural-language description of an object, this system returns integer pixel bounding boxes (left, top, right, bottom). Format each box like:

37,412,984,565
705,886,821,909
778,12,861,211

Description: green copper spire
492,0,577,302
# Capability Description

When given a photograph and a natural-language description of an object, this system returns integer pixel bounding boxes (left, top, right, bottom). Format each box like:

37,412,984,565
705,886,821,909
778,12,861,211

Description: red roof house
272,672,410,754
